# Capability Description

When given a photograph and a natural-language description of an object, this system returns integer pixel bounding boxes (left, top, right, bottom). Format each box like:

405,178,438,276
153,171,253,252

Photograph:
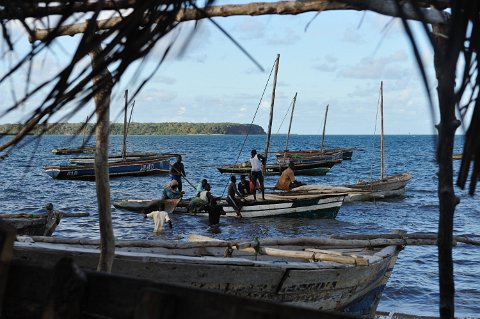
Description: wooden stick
330,233,479,246
189,235,369,265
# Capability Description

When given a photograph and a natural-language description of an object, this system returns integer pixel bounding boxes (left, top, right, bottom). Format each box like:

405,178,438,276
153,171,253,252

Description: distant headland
0,122,265,135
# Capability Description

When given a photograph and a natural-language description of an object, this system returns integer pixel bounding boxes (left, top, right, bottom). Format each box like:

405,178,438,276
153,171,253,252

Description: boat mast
320,104,329,152
284,92,297,153
122,89,128,160
81,116,88,146
380,81,384,180
263,54,280,177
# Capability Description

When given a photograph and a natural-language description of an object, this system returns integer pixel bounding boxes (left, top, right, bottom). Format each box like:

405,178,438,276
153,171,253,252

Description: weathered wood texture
432,21,461,319
2,259,355,319
27,0,450,41
89,42,115,272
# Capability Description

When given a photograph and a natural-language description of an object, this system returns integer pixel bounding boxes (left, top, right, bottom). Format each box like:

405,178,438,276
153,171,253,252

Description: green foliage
0,122,265,136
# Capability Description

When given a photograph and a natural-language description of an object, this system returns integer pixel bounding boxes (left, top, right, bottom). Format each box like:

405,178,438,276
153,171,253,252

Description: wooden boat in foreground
12,235,402,318
114,191,346,219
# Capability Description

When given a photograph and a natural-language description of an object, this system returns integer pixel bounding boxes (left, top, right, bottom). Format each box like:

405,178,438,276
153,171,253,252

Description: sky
0,1,451,135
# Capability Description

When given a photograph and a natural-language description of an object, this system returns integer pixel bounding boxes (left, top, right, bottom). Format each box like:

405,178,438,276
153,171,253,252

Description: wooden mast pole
284,92,297,153
320,104,329,152
263,54,280,177
380,81,384,180
122,90,128,160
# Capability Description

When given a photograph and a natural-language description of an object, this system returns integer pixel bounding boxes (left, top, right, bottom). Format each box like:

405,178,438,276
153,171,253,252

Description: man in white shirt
250,149,265,201
142,201,173,234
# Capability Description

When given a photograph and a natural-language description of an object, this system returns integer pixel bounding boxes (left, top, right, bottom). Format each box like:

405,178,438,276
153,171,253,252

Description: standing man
170,154,186,192
250,149,265,201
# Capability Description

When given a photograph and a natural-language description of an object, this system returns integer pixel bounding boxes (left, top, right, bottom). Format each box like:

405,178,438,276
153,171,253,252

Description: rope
221,59,277,197
275,97,295,134
368,87,382,190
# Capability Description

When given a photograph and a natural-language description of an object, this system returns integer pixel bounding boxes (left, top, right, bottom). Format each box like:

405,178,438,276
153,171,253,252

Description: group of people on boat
142,149,304,233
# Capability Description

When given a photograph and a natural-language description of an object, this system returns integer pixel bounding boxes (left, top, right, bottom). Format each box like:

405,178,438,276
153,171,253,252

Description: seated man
275,161,304,190
237,175,251,196
162,179,184,199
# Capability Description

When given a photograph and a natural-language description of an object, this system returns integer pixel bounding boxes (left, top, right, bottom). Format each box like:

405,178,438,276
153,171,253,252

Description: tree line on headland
0,122,265,135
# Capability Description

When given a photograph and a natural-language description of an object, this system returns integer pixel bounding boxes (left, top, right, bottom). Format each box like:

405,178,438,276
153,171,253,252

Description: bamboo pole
262,54,280,178
320,104,329,152
284,92,297,154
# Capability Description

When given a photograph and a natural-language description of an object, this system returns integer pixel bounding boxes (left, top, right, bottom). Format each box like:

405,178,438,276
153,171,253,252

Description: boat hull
44,156,171,180
114,193,346,219
51,146,96,155
12,241,399,318
217,161,336,176
345,173,412,193
276,148,353,161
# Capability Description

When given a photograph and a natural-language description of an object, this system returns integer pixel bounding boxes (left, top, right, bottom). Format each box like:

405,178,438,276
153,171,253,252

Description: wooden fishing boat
51,117,96,155
345,82,411,199
45,93,178,180
43,153,174,180
51,145,96,155
345,172,412,194
217,160,337,176
11,235,402,318
114,191,346,219
276,150,344,164
275,103,354,165
0,211,62,236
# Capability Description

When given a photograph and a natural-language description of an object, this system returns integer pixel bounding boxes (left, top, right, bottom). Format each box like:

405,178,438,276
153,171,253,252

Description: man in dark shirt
237,175,250,196
170,154,186,192
227,175,243,218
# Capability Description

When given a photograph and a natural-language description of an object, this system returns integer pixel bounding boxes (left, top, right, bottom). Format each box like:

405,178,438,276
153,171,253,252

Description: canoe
217,160,337,176
114,191,346,219
0,211,62,236
43,153,174,180
11,235,401,318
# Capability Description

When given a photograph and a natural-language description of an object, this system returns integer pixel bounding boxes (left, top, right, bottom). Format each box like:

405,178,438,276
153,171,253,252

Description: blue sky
1,2,444,135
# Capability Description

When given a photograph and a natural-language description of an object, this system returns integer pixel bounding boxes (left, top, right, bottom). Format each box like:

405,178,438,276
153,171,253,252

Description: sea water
1,134,479,318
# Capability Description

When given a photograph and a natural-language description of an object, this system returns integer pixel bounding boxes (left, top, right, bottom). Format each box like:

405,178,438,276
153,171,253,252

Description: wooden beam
29,0,450,42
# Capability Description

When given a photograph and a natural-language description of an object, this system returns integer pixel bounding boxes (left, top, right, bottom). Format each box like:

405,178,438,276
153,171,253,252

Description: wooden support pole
432,22,461,319
89,41,115,273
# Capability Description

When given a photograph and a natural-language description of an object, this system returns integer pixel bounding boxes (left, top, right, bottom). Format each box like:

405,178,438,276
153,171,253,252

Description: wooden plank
41,258,87,318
